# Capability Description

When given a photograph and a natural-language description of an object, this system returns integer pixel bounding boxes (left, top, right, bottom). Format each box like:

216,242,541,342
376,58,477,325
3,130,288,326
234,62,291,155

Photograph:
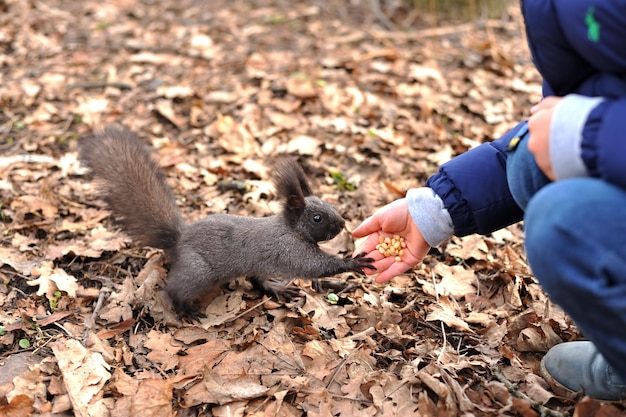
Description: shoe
540,341,626,402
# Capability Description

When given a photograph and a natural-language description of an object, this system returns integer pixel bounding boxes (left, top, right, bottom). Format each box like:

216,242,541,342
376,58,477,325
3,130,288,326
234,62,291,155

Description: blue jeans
507,135,626,381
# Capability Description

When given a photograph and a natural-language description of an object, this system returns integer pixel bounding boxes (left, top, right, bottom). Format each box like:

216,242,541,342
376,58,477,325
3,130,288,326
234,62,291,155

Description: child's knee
524,181,588,293
524,179,605,295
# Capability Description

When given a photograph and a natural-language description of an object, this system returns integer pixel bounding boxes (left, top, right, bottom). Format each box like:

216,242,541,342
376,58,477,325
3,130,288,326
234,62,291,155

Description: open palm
352,198,430,283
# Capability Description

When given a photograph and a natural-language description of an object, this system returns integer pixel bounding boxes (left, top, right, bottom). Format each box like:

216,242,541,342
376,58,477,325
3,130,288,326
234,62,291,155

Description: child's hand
352,198,430,283
528,96,563,180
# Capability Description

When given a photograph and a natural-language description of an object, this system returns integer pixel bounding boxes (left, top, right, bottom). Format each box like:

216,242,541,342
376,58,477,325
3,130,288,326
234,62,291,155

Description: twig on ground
491,366,567,417
437,321,447,363
84,288,110,340
368,0,395,30
67,81,132,90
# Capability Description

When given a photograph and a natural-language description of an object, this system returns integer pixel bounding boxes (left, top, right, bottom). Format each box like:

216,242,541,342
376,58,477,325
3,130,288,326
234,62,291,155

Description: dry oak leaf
208,113,260,156
187,370,268,407
98,277,136,323
44,228,126,260
199,292,246,328
144,330,181,371
301,294,350,338
10,233,38,253
111,378,174,417
27,260,78,299
156,85,194,99
175,339,230,386
420,263,476,300
51,339,111,417
76,96,108,126
285,75,318,99
283,135,322,157
10,195,58,222
134,255,178,324
425,295,474,333
0,246,39,276
3,367,47,412
417,368,458,413
0,395,35,417
446,234,489,261
154,98,186,129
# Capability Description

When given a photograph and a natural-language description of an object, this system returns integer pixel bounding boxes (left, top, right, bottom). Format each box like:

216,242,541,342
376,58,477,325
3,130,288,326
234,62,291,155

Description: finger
367,256,396,278
351,214,382,238
531,96,560,114
354,234,382,257
374,261,412,283
541,96,560,107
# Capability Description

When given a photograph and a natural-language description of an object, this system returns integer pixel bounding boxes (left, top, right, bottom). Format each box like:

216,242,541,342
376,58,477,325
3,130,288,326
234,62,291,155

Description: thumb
352,215,381,238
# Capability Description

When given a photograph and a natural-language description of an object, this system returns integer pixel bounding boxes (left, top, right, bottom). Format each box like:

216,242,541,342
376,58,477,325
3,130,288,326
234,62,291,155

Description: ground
0,0,624,416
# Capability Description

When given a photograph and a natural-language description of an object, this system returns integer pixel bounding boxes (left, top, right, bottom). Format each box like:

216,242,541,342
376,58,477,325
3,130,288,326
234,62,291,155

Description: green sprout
0,202,7,222
265,14,288,24
58,132,79,146
49,291,62,311
292,71,309,80
331,172,356,192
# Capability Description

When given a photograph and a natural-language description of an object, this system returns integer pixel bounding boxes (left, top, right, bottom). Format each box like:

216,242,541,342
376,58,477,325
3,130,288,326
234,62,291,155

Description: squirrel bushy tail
79,126,185,251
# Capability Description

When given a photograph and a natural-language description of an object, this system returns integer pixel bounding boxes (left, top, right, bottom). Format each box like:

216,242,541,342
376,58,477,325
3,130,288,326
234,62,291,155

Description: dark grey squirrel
79,126,375,318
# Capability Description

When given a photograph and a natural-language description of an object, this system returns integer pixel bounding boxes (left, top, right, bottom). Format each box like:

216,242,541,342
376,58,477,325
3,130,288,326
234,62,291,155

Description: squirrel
79,126,375,318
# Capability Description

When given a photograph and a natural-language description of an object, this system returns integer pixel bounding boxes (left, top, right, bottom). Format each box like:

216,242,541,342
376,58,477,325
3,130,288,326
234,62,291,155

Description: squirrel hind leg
166,286,206,322
176,303,206,323
165,263,208,321
248,276,301,301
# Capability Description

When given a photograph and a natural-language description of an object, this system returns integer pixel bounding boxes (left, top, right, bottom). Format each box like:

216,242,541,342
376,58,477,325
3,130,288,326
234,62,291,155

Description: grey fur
80,126,373,317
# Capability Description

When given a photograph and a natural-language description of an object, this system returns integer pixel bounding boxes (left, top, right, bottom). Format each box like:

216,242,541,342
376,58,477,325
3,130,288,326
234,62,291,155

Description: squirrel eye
313,214,322,223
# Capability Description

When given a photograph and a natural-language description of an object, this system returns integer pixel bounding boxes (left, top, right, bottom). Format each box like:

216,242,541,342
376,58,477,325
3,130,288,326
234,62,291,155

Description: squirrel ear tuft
286,194,305,212
271,155,313,209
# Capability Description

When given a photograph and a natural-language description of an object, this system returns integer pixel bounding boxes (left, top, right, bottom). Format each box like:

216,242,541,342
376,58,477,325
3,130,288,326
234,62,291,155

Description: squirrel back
79,126,185,252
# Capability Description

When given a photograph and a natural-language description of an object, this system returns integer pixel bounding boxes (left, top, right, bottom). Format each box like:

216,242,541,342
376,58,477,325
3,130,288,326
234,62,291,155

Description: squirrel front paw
346,252,376,275
248,276,301,301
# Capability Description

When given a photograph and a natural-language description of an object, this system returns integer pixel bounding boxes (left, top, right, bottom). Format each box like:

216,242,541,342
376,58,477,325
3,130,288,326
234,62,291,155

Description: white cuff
550,95,604,180
406,187,454,247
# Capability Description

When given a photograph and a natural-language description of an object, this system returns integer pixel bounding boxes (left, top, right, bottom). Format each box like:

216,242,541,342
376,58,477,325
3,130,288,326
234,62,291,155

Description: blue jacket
425,0,626,238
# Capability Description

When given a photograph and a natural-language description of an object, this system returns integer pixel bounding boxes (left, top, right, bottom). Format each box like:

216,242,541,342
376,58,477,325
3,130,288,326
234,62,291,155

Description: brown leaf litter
1,0,623,416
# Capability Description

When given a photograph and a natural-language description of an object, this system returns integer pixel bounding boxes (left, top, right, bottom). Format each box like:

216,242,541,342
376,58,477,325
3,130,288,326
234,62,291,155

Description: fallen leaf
144,330,181,371
0,394,34,417
27,261,79,299
425,296,473,333
51,339,111,417
202,371,268,406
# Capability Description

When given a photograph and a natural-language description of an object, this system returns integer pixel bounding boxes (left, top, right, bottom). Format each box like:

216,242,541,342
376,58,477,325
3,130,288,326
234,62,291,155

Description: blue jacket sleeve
582,98,626,189
426,123,525,237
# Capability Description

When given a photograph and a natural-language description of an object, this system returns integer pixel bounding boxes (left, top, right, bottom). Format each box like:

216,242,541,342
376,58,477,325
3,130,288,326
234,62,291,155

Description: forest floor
1,0,625,416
